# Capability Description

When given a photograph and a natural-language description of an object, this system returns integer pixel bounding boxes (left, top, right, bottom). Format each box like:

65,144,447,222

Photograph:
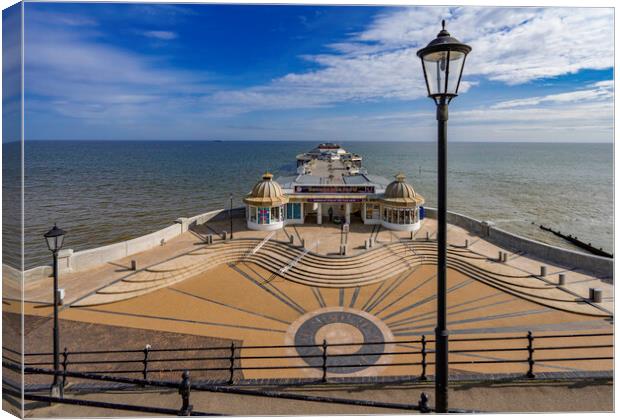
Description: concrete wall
3,263,22,284
69,223,183,272
184,207,245,227
15,207,245,281
69,207,248,273
12,205,611,281
423,207,612,280
3,261,52,284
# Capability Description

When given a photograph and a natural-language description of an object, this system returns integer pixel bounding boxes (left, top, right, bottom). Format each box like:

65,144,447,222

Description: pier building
295,142,362,168
243,144,425,231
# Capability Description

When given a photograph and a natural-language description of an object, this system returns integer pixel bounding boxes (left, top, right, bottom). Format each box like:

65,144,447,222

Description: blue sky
11,2,616,142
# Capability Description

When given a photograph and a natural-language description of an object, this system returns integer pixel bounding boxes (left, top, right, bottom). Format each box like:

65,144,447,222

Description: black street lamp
229,193,234,239
43,224,66,397
417,20,471,413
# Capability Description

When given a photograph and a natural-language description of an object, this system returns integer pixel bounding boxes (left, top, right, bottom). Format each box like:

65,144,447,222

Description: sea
1,141,613,269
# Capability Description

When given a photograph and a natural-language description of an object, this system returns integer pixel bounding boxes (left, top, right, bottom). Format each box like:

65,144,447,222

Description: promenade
4,217,613,384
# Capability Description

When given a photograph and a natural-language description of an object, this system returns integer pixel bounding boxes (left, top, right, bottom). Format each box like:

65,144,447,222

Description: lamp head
417,20,472,104
44,224,66,253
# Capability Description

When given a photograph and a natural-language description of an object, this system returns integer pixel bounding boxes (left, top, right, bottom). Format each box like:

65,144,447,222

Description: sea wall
423,207,613,281
67,207,247,273
13,207,245,281
68,223,183,272
7,206,611,283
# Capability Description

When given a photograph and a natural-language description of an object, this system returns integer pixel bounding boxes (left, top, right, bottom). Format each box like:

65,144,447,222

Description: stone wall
423,207,613,281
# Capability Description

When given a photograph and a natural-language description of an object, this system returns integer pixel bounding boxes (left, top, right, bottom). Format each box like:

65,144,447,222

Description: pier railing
4,331,613,386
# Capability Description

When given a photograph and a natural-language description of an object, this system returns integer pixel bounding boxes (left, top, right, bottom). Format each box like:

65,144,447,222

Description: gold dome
382,173,425,206
244,172,289,206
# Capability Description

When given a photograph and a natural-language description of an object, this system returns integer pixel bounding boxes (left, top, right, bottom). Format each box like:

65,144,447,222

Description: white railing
279,241,317,275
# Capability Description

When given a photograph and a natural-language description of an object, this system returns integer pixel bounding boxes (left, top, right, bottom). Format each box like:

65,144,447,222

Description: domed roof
382,173,425,206
244,172,289,206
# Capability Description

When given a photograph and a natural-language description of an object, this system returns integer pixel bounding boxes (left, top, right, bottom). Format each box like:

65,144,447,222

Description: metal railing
2,362,435,415
4,331,613,386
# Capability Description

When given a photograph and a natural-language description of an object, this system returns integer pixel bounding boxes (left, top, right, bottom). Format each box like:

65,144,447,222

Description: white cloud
239,83,614,142
492,80,613,109
142,30,178,40
24,11,211,126
23,6,614,141
203,6,613,113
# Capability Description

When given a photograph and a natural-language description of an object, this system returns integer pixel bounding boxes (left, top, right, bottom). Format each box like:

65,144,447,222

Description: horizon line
6,139,615,145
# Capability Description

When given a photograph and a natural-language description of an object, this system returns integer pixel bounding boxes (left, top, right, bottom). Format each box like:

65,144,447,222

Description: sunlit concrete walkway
5,216,612,388
18,377,614,417
10,218,613,313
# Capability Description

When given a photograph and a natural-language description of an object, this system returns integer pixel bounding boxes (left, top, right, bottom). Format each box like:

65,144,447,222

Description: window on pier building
383,206,417,225
258,207,270,224
286,203,301,220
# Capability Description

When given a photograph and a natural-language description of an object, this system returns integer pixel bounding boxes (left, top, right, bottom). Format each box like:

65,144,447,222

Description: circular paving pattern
293,310,386,374
315,323,363,354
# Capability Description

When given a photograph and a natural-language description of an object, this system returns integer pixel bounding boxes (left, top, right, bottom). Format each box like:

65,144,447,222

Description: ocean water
2,141,613,269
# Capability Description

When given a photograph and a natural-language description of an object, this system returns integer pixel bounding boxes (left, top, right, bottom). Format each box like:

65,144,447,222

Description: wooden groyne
539,225,613,258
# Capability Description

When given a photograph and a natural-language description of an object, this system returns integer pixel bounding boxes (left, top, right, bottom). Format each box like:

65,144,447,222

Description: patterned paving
10,220,612,381
22,258,608,380
292,309,386,374
69,237,611,319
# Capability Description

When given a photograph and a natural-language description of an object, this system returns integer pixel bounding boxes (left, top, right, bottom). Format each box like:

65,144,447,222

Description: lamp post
417,20,471,413
43,224,66,398
229,193,234,239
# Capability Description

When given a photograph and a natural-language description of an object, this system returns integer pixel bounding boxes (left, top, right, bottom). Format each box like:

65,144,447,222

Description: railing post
143,344,151,381
228,342,235,385
61,347,69,394
322,339,328,383
418,392,431,413
526,331,535,378
178,370,193,416
420,335,427,380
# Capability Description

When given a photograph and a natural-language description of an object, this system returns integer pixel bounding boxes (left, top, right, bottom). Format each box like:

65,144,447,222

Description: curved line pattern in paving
25,259,609,381
72,239,610,319
12,222,612,381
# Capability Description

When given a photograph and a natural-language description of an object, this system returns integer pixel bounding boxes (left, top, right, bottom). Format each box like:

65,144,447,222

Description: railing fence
6,331,611,384
2,331,612,415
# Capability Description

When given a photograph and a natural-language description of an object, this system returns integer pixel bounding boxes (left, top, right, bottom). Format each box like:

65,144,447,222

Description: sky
6,2,615,142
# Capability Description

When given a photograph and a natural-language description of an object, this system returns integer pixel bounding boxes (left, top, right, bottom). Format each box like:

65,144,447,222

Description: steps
72,238,608,317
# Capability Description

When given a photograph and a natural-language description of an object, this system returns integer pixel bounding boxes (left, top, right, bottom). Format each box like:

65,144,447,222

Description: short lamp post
417,20,471,413
43,224,66,398
229,193,234,239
